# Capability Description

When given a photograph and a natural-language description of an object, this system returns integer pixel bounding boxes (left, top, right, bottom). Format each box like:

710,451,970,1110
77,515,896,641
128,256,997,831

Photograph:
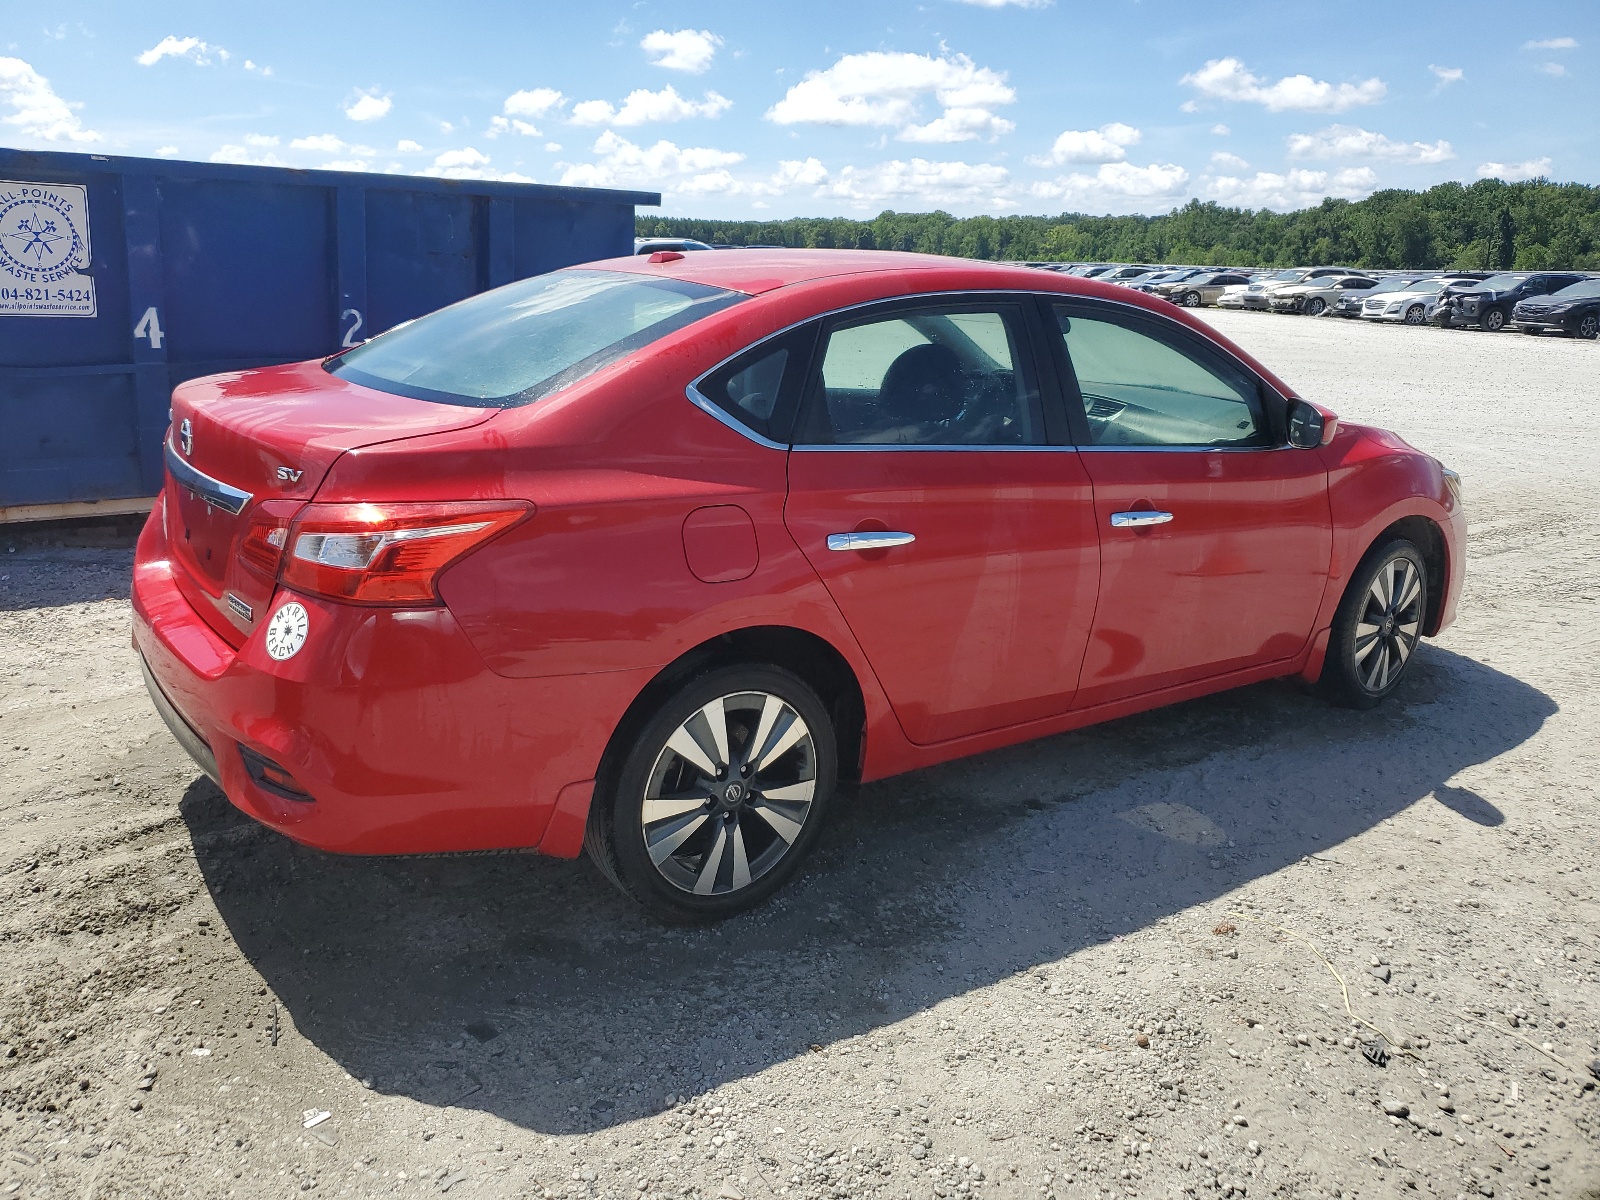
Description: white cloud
543,141,562,152
1286,124,1454,164
155,145,180,157
571,85,731,127
1180,57,1386,113
396,139,423,153
136,36,227,67
504,88,565,119
772,157,829,187
0,56,99,142
1537,62,1567,77
1029,121,1140,165
1476,158,1552,182
210,143,286,167
290,133,344,153
1524,37,1577,50
558,130,744,190
1210,151,1250,170
321,160,370,173
1030,162,1190,212
243,133,279,148
952,0,1052,6
243,60,271,75
487,116,542,138
1429,65,1463,87
899,106,1014,143
824,158,1012,207
344,89,392,122
1210,123,1230,135
418,147,535,183
1201,167,1378,211
640,29,723,74
766,51,1016,144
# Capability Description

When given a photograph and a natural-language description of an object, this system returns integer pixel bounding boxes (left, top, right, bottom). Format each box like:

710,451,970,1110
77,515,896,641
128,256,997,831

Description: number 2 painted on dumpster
340,308,365,348
133,306,164,349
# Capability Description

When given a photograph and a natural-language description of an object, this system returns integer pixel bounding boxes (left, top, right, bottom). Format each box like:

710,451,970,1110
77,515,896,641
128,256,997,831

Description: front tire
1481,307,1507,332
1304,297,1326,316
1181,290,1201,308
1576,313,1599,340
1319,539,1428,710
585,665,838,920
1403,304,1427,326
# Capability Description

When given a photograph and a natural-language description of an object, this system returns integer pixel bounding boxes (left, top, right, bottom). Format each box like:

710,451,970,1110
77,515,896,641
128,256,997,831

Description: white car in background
1359,276,1479,325
1215,281,1255,310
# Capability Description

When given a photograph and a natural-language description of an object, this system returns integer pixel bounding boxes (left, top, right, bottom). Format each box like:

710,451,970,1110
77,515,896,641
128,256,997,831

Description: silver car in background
1155,270,1255,307
1270,274,1378,316
1359,276,1479,325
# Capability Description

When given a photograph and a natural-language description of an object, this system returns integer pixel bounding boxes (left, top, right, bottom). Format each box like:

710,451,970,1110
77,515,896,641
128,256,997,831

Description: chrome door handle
1109,510,1173,528
827,531,916,551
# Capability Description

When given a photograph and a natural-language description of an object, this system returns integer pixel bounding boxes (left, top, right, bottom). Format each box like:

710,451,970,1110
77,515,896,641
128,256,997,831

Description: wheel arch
1365,514,1449,636
595,625,869,805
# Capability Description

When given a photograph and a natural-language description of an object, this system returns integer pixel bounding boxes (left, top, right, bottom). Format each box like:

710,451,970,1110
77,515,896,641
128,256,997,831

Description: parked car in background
131,250,1463,918
1215,280,1256,310
635,237,715,254
1360,277,1479,325
1512,277,1600,339
1158,271,1255,308
1435,272,1592,331
1270,275,1378,316
1330,276,1423,319
1072,265,1116,278
1238,267,1355,311
1099,265,1159,284
1130,267,1206,294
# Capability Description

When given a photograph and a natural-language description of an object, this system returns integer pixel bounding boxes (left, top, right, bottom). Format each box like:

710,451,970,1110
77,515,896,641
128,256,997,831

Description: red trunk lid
163,360,496,646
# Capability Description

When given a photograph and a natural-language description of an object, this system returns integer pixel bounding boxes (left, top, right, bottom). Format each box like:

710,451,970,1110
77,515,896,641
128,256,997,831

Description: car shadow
181,644,1554,1135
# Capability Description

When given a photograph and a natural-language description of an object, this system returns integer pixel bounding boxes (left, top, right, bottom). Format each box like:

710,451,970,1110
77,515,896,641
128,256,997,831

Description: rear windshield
328,270,744,407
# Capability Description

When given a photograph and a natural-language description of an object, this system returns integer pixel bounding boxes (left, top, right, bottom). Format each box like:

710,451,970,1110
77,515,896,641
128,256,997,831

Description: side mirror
1287,399,1326,449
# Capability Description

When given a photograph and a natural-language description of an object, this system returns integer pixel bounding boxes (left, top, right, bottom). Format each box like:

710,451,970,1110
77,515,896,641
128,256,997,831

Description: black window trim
1045,295,1293,452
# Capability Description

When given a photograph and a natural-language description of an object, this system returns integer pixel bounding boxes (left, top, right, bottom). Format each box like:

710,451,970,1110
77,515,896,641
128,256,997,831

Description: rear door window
795,304,1044,446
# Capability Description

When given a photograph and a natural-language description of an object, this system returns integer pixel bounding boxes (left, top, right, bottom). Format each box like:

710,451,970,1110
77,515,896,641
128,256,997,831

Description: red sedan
133,251,1465,918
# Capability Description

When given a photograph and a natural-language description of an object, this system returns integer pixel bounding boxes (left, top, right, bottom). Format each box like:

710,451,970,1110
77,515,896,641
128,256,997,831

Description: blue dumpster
0,148,658,519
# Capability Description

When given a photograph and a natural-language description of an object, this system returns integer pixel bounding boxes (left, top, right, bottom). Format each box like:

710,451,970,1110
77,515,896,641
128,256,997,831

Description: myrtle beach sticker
0,180,96,318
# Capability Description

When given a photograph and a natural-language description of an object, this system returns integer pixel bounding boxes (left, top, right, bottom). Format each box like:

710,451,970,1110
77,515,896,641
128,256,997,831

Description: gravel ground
1,311,1597,1200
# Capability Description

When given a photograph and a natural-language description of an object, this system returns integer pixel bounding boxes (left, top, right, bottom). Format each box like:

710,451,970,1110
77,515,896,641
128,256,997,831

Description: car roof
587,248,1040,295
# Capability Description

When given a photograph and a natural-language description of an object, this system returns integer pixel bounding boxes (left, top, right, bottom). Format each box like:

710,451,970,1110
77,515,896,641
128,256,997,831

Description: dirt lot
1,311,1597,1200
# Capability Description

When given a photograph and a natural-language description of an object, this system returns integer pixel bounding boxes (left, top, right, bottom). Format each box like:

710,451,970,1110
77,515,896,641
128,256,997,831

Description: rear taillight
238,500,305,584
280,501,531,605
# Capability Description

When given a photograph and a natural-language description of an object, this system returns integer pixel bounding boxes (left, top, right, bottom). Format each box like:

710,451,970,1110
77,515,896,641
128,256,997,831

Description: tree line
636,178,1600,271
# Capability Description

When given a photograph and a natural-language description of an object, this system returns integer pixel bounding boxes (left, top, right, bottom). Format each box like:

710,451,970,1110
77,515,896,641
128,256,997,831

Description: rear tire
585,664,837,920
1318,539,1428,710
1481,307,1507,332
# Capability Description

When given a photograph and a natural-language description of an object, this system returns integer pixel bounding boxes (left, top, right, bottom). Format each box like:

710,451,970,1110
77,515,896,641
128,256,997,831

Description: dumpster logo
0,180,96,318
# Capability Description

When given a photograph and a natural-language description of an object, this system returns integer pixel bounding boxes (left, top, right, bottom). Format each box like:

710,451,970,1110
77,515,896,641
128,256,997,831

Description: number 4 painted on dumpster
134,306,164,350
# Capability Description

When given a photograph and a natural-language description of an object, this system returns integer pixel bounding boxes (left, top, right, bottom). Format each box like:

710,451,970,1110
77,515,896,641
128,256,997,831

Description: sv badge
275,466,304,483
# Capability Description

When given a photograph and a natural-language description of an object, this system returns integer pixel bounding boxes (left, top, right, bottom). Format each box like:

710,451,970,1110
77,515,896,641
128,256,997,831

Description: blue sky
1,1,1594,218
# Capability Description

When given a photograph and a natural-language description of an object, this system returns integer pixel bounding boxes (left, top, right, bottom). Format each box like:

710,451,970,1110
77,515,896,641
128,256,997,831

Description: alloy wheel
640,691,818,896
1353,558,1423,693
1404,305,1426,325
1578,314,1599,340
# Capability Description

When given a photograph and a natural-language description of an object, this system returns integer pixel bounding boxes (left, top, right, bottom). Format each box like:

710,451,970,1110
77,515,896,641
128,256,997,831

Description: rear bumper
131,502,648,857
